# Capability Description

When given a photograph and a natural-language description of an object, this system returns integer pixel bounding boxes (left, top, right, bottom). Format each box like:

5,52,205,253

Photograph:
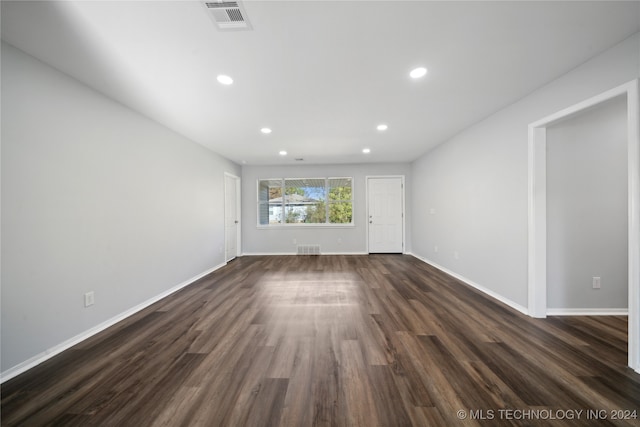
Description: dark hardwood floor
2,255,639,426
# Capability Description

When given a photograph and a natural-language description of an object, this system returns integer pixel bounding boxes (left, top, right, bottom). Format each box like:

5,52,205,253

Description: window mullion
281,178,285,224
325,178,329,224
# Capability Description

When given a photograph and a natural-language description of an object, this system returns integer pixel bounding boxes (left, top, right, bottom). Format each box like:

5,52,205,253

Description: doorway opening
546,96,628,314
527,79,639,372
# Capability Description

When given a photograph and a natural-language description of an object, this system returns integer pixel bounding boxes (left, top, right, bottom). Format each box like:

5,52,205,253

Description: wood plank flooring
2,255,639,426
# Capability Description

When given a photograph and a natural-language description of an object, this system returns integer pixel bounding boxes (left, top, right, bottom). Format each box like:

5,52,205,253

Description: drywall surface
546,96,628,309
241,163,411,254
411,33,639,308
1,43,240,373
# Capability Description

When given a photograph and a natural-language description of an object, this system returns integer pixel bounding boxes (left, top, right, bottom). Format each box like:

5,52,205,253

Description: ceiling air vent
204,1,252,31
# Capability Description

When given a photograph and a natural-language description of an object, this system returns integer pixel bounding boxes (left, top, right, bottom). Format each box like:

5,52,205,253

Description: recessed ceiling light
217,75,233,85
410,67,428,79
261,128,272,134
279,150,287,156
362,148,371,154
377,124,388,131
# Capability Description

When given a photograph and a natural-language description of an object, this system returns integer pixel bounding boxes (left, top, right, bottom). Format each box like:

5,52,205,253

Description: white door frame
527,79,639,373
366,175,406,254
224,172,241,261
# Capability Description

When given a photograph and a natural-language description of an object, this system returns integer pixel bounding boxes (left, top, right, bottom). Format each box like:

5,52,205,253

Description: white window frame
257,177,354,228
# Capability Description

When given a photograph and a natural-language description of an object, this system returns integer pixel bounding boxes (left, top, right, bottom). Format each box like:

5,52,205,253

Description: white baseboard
546,308,629,316
241,252,296,256
407,253,529,316
0,262,226,384
317,251,369,255
241,252,368,256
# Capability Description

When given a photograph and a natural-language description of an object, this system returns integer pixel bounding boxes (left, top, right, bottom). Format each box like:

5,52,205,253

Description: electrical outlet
337,238,342,244
434,245,439,253
292,238,297,245
454,251,459,260
84,291,95,307
592,277,601,289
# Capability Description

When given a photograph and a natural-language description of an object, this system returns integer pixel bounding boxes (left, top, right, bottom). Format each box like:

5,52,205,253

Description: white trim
242,252,297,256
546,308,629,316
366,175,406,254
236,176,242,257
528,79,640,373
0,262,226,384
240,252,369,256
256,224,355,230
527,126,547,318
316,251,369,255
629,79,640,374
408,253,528,315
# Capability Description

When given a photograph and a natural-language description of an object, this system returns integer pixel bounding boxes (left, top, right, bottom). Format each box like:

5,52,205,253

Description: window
258,177,353,226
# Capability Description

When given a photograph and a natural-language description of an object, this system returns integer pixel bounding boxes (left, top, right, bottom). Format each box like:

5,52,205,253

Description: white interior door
368,177,404,253
224,174,240,262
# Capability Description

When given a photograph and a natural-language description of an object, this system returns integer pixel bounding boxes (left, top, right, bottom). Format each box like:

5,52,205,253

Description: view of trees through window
258,178,353,225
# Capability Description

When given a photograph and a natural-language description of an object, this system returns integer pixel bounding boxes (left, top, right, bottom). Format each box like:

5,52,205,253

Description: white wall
1,43,240,374
241,163,411,254
546,96,628,309
411,33,639,309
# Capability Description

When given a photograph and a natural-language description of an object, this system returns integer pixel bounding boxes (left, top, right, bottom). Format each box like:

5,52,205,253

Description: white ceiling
2,1,639,165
